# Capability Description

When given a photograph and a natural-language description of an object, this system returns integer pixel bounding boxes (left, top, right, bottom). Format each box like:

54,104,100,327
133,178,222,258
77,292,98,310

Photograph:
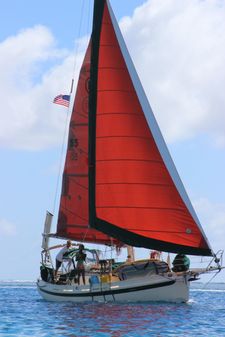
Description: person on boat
126,255,132,263
172,253,190,272
150,250,161,260
76,244,86,285
54,240,72,279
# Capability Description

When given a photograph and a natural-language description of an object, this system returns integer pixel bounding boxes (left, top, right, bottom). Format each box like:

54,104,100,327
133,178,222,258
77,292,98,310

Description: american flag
53,94,70,107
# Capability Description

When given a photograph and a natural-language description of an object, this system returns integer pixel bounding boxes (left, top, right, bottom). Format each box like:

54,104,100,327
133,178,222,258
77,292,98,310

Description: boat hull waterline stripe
37,280,176,297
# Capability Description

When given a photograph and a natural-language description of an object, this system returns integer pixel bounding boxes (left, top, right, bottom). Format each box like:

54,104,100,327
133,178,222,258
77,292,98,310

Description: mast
126,246,135,263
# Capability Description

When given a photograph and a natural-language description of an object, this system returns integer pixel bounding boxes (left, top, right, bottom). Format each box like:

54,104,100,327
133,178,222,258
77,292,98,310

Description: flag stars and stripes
53,94,70,107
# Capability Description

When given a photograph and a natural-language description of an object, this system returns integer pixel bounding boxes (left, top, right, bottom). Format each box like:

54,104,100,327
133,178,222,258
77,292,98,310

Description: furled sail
56,41,120,245
88,0,212,256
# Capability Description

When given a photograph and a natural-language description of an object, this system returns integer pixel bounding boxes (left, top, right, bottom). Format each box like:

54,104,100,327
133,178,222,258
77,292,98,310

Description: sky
0,0,225,283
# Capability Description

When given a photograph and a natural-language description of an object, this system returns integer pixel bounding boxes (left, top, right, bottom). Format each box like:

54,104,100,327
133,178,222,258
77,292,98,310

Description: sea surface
0,281,225,337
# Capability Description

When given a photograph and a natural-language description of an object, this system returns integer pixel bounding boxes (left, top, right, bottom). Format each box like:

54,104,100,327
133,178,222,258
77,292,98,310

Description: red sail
56,42,119,245
92,1,212,255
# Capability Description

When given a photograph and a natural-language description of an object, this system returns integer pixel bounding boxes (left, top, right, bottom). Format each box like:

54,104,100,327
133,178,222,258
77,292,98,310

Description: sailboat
37,0,222,302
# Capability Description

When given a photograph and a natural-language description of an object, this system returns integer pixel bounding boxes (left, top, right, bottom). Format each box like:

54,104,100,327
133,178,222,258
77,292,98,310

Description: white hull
37,274,189,303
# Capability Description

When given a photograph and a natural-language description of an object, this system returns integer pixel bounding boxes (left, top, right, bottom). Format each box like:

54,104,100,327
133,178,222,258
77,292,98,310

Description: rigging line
69,179,88,190
52,134,71,219
70,0,86,86
60,206,88,222
52,107,70,215
82,227,90,244
203,270,221,289
86,0,92,42
52,1,86,215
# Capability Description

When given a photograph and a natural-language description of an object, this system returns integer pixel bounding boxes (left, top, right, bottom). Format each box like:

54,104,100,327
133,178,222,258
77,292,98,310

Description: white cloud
0,1,225,150
0,219,16,236
0,25,85,150
194,198,225,254
120,0,225,146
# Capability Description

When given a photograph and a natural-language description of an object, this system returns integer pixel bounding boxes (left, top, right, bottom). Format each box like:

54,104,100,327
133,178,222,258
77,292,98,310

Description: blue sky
1,0,225,282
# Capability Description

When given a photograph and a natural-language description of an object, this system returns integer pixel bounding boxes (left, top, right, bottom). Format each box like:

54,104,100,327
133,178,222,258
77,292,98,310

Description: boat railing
207,250,224,271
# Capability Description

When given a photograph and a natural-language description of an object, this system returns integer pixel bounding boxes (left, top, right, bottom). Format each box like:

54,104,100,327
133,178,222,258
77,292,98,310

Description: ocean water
1,282,225,337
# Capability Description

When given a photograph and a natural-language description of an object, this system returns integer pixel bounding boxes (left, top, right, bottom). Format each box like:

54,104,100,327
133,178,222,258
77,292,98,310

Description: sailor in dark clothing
76,244,86,285
172,254,190,272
